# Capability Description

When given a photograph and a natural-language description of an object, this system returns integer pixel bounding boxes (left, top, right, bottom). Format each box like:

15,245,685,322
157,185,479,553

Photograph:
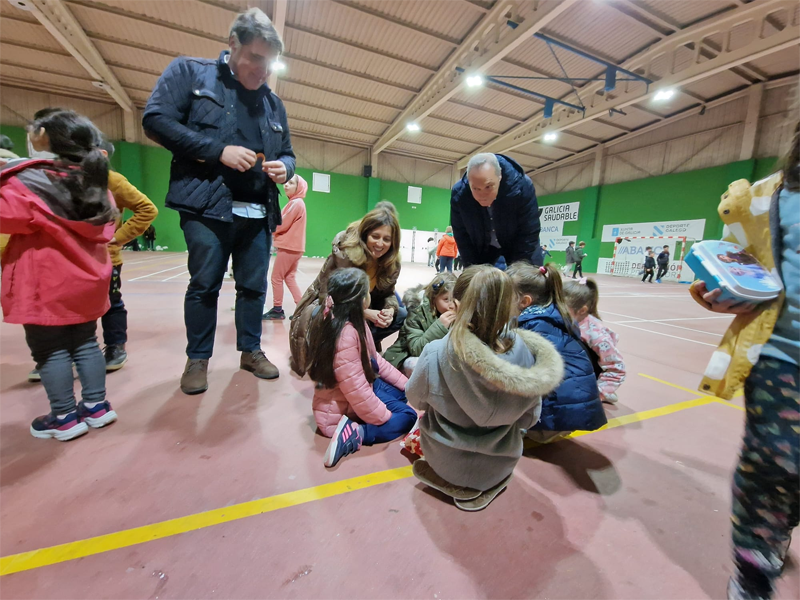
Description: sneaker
656,278,662,283
104,345,127,371
262,307,286,320
30,411,88,441
324,416,364,468
181,358,209,395
240,350,279,379
28,368,41,383
603,393,619,404
77,400,118,428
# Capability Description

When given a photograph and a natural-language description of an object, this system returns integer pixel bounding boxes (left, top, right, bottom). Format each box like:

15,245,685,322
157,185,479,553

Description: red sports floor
1,252,797,599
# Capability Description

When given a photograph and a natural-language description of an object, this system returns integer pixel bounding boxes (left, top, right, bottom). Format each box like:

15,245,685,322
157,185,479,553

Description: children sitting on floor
308,267,417,468
563,278,626,404
406,266,563,511
508,262,606,443
384,272,457,376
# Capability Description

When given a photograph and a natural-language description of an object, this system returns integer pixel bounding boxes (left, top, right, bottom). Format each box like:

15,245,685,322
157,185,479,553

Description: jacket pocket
190,89,224,130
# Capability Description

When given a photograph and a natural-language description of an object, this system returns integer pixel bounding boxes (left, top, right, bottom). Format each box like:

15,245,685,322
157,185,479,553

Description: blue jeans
438,256,454,273
24,322,106,414
180,213,271,359
361,377,417,445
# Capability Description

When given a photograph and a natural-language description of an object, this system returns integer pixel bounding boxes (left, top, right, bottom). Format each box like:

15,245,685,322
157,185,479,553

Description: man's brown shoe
181,359,209,395
240,350,279,380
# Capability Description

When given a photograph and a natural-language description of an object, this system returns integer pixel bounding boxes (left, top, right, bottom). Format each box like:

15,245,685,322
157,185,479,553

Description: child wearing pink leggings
263,174,308,320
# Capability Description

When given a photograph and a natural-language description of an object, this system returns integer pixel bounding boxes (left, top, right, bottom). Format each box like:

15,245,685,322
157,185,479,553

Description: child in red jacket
307,267,417,468
0,109,119,441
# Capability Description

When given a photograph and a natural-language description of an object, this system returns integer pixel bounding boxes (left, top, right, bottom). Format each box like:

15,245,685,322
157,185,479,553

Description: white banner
400,229,441,263
541,235,577,252
611,238,696,281
601,219,705,242
539,202,580,238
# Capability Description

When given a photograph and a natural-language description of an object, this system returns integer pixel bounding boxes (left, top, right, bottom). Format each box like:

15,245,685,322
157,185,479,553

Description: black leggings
572,262,583,278
656,265,668,280
642,269,654,282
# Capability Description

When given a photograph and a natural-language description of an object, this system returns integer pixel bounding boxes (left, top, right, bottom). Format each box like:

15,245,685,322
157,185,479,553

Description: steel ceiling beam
372,0,582,154
12,0,134,117
460,0,800,168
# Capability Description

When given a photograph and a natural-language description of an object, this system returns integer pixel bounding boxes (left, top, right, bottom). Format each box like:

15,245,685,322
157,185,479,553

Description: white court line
128,264,187,281
610,322,718,347
611,316,732,323
123,255,180,266
604,310,723,338
162,269,190,282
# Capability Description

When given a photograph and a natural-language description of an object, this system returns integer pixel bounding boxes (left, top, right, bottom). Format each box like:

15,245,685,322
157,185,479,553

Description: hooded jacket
436,233,458,258
0,160,117,325
407,329,563,490
518,304,606,432
384,294,449,369
273,174,308,253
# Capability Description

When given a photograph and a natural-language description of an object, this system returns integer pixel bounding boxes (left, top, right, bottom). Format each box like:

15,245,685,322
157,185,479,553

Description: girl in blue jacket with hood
507,262,606,442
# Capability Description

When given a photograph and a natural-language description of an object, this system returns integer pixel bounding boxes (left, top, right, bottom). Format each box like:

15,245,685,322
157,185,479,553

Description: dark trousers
361,378,417,445
180,213,271,359
656,265,668,280
101,264,126,346
731,358,799,598
24,322,106,414
438,256,454,273
572,261,583,278
145,239,155,251
642,269,654,282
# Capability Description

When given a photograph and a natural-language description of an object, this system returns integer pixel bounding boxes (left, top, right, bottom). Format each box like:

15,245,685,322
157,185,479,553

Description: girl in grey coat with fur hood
407,266,564,511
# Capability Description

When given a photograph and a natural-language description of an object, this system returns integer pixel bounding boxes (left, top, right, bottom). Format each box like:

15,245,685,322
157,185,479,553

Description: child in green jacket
384,272,456,375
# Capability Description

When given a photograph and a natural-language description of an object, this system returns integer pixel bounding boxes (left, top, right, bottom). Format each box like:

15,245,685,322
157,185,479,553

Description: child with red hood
0,109,119,441
263,174,308,320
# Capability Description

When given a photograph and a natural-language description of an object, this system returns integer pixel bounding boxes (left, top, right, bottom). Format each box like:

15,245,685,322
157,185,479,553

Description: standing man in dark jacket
143,8,295,395
450,153,543,268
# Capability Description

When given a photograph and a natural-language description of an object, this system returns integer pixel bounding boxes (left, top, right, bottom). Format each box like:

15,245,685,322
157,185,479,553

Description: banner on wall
538,202,580,237
601,219,705,242
400,229,440,263
542,236,577,252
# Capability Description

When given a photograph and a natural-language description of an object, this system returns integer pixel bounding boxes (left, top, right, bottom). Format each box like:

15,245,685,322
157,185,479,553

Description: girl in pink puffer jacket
308,268,418,468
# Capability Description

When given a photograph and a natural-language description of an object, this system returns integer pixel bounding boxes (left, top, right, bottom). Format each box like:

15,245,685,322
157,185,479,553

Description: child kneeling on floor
384,272,457,376
0,109,119,441
309,267,417,468
508,263,606,443
406,266,563,511
563,278,626,404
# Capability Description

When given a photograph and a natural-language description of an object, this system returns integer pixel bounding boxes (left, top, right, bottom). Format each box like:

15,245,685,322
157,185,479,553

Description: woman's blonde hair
449,266,515,359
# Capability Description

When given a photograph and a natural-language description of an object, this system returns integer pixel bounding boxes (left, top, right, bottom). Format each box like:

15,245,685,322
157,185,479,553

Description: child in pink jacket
263,174,308,320
563,278,626,403
307,267,417,467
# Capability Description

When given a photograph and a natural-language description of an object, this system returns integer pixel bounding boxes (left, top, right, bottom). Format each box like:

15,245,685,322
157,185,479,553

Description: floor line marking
640,373,744,400
610,322,718,347
0,395,730,577
604,310,725,338
162,269,189,282
128,264,187,282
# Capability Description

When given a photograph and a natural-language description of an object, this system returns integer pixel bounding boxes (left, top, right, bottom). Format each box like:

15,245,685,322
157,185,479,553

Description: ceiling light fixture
406,122,421,132
466,74,483,88
271,60,286,73
543,132,558,142
653,88,676,102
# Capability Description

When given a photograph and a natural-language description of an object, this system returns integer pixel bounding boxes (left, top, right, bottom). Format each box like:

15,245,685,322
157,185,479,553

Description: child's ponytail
507,261,573,327
542,263,573,329
563,277,600,319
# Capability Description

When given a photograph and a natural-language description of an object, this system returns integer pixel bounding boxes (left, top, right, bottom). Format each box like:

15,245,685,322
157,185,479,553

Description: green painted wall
0,125,27,159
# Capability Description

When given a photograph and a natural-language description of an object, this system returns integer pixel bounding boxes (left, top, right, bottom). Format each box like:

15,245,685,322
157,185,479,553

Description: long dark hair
507,262,573,329
563,278,600,319
308,268,375,389
28,109,112,220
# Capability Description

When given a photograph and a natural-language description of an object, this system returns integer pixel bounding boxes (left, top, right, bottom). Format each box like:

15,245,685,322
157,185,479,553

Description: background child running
263,174,308,320
384,272,457,376
508,263,606,443
563,278,626,404
407,266,564,511
308,267,417,468
656,245,670,282
0,109,119,441
642,250,656,283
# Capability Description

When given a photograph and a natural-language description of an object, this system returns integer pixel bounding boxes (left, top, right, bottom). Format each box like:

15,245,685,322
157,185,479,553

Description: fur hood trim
402,284,425,313
458,329,564,397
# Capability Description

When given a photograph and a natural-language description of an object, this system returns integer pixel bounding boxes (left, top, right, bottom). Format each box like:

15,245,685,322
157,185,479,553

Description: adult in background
143,8,294,395
290,206,406,376
143,225,156,251
451,153,543,268
436,226,457,273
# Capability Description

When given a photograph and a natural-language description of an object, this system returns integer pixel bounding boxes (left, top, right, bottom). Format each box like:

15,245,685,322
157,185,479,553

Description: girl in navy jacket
508,262,606,442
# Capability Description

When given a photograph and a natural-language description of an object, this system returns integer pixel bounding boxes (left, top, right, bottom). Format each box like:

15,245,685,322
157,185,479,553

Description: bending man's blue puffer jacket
517,303,607,432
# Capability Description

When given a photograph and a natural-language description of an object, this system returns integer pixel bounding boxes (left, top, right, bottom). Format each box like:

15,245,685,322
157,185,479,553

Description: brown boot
181,359,209,395
240,350,279,380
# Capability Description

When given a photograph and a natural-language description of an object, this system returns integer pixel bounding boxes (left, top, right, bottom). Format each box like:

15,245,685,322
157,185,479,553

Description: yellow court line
0,393,729,577
639,373,744,400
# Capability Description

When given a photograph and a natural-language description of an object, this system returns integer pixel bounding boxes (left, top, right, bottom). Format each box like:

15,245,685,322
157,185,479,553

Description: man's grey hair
230,8,284,53
466,153,501,177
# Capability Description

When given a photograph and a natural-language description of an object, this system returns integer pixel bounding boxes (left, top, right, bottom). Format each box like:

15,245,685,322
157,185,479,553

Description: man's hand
690,281,758,315
263,160,287,184
220,146,256,172
438,310,456,328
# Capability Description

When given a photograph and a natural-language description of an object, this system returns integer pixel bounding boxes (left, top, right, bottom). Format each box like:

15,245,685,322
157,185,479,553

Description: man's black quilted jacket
142,51,295,227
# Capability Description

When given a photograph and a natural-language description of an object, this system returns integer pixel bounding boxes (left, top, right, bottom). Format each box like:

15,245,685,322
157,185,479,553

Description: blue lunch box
685,240,782,303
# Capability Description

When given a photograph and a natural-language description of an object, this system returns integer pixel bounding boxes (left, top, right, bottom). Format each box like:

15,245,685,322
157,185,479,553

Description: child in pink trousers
263,174,308,320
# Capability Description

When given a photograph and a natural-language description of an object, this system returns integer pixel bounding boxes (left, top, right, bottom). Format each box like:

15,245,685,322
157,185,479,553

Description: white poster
539,202,579,238
541,235,577,252
400,229,440,263
601,219,705,242
408,186,422,204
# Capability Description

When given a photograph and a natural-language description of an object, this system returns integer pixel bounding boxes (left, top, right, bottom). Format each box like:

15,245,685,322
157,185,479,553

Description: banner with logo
601,219,705,242
542,235,577,252
400,229,440,263
539,202,580,237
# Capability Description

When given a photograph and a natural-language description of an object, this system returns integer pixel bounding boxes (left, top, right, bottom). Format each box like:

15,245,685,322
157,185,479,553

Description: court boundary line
0,385,728,577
